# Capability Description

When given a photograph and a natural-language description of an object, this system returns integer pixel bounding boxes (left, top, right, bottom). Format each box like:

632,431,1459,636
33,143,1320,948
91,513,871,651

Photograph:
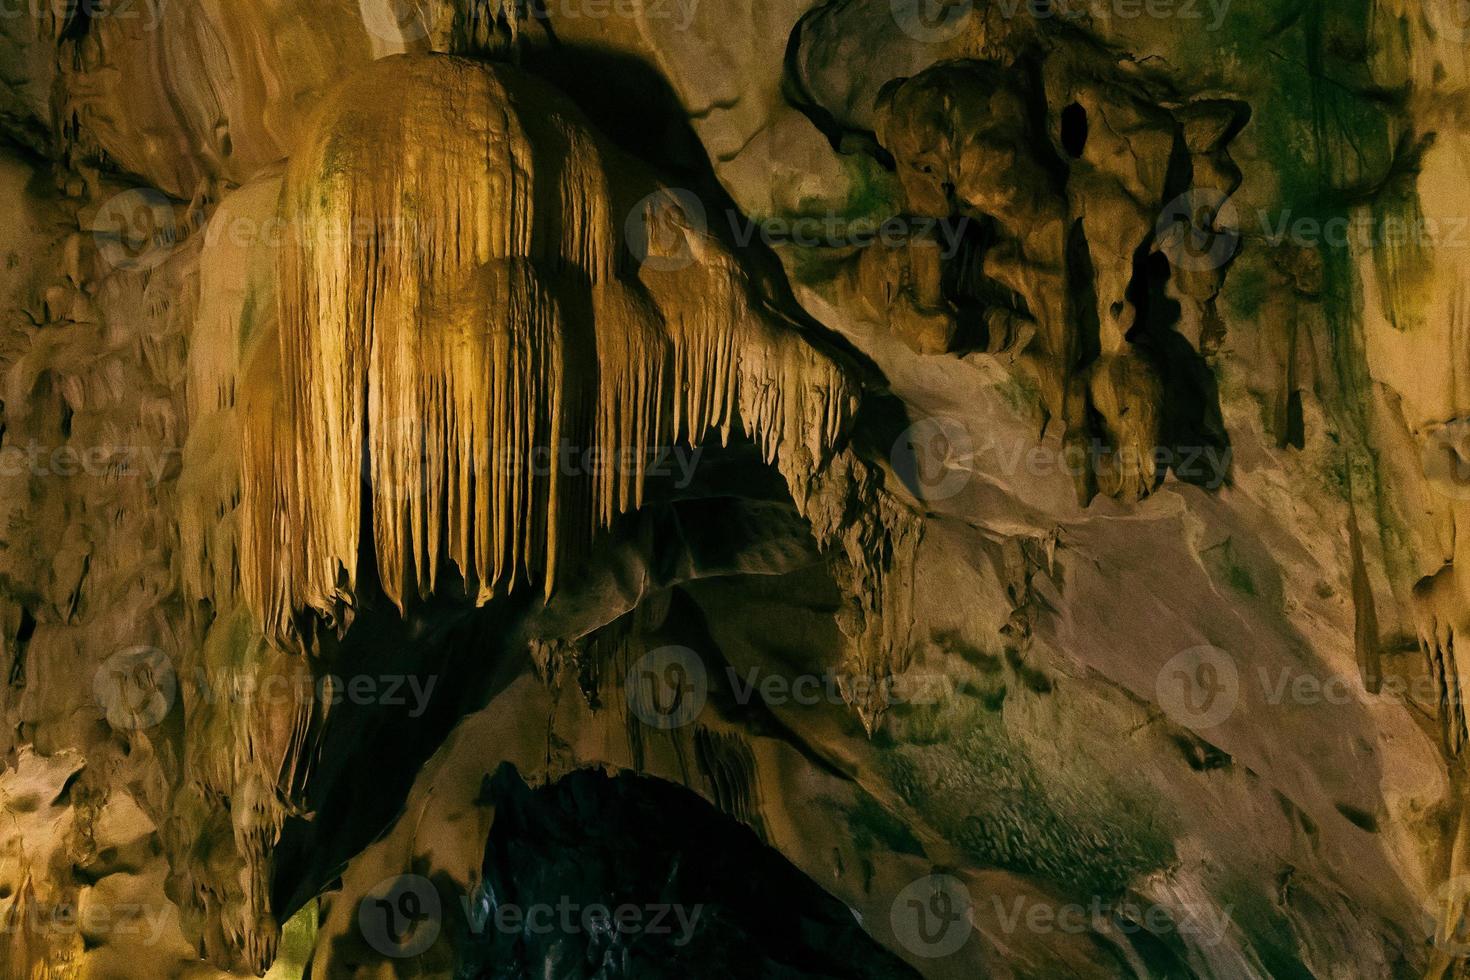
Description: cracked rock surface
0,2,1466,978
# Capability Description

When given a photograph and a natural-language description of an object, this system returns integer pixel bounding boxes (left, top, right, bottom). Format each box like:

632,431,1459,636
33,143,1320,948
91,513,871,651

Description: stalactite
1414,565,1470,756
694,729,765,837
804,451,921,734
234,54,912,721
171,174,308,975
1422,616,1466,757
0,873,77,980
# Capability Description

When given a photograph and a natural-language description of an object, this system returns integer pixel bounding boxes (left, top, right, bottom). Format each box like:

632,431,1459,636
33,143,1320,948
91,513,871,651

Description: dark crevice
1335,802,1379,833
59,2,93,42
1284,390,1306,450
1061,102,1089,158
1067,217,1102,376
1117,127,1232,488
9,606,35,688
940,215,1034,355
272,434,854,923
517,41,891,398
1124,243,1231,487
447,765,920,979
780,5,893,167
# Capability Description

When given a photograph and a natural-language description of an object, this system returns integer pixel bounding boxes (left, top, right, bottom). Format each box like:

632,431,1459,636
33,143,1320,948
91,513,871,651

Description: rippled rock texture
0,1,1467,977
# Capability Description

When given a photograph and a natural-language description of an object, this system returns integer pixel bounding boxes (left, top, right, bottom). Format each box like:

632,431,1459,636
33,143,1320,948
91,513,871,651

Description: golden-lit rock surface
0,2,1468,978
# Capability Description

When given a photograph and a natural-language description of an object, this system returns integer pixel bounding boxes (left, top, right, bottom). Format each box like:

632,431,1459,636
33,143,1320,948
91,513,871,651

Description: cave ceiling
0,1,1466,978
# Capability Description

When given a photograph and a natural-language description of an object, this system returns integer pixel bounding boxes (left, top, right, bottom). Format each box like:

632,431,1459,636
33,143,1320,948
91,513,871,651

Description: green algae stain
1370,178,1431,332
1222,261,1268,321
264,900,319,980
846,793,926,858
791,152,901,224
997,372,1043,419
883,714,1174,898
1201,0,1425,590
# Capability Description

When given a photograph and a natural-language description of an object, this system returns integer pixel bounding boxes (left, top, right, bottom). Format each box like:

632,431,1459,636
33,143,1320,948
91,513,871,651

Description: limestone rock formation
0,1,1466,979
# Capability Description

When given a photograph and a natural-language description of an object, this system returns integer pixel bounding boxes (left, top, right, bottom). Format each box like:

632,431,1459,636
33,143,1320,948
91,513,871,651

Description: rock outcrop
0,2,1465,979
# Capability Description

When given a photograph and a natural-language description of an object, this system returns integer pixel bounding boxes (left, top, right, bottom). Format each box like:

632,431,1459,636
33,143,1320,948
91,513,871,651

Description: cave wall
0,1,1466,978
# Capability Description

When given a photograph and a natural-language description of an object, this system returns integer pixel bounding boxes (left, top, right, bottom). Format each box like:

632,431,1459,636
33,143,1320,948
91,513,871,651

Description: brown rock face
0,2,1465,979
